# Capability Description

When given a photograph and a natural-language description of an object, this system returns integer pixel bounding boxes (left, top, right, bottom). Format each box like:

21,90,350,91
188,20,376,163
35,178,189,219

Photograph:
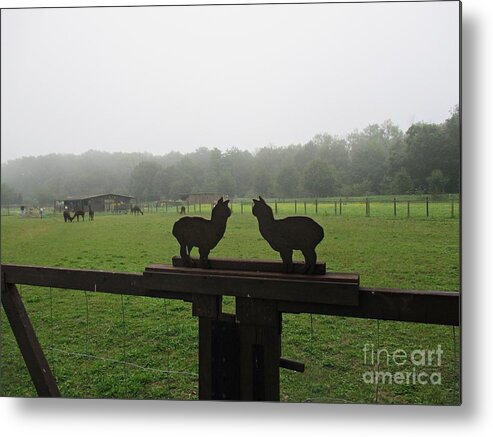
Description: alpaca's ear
218,197,223,203
259,196,266,203
252,198,258,204
224,199,230,205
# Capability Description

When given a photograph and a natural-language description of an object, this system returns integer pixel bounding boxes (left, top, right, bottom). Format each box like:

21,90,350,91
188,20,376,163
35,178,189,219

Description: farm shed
181,192,224,204
61,194,135,212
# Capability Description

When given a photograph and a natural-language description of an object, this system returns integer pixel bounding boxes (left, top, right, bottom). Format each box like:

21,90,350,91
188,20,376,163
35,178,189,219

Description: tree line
1,106,459,205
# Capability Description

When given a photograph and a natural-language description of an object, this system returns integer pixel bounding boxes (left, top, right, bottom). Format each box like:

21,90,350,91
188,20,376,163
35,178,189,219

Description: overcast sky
1,1,459,163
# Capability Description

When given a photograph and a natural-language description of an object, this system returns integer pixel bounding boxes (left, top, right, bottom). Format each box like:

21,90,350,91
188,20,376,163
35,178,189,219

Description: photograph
1,0,460,407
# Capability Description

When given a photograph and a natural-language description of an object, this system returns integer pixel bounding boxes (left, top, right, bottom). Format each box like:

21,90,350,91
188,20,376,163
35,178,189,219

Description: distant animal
252,196,324,274
63,210,73,223
131,205,144,215
172,197,231,268
89,207,94,221
73,209,85,222
180,206,186,215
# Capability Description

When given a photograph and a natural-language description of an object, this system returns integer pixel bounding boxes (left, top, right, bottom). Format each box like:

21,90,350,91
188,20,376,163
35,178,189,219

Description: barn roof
61,193,135,201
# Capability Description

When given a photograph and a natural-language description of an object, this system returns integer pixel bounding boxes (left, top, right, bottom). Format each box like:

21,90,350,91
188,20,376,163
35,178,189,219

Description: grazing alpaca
252,196,324,274
131,205,144,215
63,210,73,222
172,197,231,268
73,209,85,222
89,207,94,221
180,206,186,215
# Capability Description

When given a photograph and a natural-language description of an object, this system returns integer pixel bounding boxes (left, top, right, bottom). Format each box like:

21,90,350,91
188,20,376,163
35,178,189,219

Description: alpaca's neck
257,210,276,233
211,214,228,235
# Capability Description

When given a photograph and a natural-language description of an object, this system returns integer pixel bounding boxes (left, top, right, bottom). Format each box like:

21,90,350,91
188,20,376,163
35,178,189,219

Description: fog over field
1,2,459,163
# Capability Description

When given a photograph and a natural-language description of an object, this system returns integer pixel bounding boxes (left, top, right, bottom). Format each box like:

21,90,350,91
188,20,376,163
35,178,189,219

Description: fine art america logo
362,343,443,385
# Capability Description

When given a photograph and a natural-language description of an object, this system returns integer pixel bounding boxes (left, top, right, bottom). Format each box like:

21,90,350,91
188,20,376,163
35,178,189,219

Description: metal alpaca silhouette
172,197,231,268
252,196,324,274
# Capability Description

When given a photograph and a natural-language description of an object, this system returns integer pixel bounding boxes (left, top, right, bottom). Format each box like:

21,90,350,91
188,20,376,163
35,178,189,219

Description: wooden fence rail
1,261,460,400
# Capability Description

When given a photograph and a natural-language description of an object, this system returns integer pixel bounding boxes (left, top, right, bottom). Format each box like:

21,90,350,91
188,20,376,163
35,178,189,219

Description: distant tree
404,122,446,191
216,171,236,197
390,168,414,194
129,161,163,200
426,169,448,194
276,165,299,198
35,188,54,206
347,123,400,193
313,134,350,182
302,159,337,197
442,106,460,192
254,168,273,197
169,175,194,200
1,183,21,204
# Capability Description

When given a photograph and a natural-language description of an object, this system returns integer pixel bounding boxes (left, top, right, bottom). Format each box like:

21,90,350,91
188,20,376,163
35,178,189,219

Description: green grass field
0,207,460,404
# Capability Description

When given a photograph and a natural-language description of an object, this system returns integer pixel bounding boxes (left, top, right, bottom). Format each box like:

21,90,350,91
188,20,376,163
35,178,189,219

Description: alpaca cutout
172,197,231,268
252,196,324,274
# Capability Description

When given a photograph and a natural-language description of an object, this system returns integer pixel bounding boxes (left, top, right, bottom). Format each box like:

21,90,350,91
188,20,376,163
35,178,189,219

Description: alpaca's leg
199,247,211,269
180,244,193,266
301,247,317,274
280,250,293,273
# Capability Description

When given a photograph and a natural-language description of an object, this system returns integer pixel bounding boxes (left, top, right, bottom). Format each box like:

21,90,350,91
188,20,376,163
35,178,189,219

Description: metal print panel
0,1,460,405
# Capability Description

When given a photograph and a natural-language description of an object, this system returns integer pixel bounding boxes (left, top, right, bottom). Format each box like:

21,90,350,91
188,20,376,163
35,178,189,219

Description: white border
1,0,492,436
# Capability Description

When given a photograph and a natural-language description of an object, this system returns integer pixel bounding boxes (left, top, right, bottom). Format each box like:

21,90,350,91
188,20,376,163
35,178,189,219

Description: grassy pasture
0,207,460,404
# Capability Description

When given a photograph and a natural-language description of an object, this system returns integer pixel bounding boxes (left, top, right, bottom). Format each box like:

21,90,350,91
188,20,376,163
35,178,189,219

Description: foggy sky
0,1,459,163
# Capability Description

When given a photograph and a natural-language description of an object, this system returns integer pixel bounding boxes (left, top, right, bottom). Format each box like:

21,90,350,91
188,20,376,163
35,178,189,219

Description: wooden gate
1,259,459,400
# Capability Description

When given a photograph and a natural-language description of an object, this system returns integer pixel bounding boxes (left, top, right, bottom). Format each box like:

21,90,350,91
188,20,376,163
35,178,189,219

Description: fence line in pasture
130,196,458,219
1,195,459,219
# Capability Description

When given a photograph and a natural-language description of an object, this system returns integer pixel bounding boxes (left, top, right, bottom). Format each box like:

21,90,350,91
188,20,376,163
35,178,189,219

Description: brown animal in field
89,206,94,221
252,196,324,274
73,209,85,222
63,210,73,222
180,206,186,215
131,205,144,215
172,197,231,268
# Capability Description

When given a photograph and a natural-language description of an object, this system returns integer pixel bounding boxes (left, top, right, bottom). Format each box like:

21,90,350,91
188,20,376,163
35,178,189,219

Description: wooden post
393,197,397,217
315,199,318,214
187,201,190,214
334,201,337,215
407,201,410,218
451,199,454,218
165,201,168,212
241,201,243,214
339,198,342,215
366,198,369,217
1,276,60,397
193,295,223,399
426,196,429,217
304,201,307,215
275,200,278,214
236,298,281,401
294,200,297,214
199,202,201,213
